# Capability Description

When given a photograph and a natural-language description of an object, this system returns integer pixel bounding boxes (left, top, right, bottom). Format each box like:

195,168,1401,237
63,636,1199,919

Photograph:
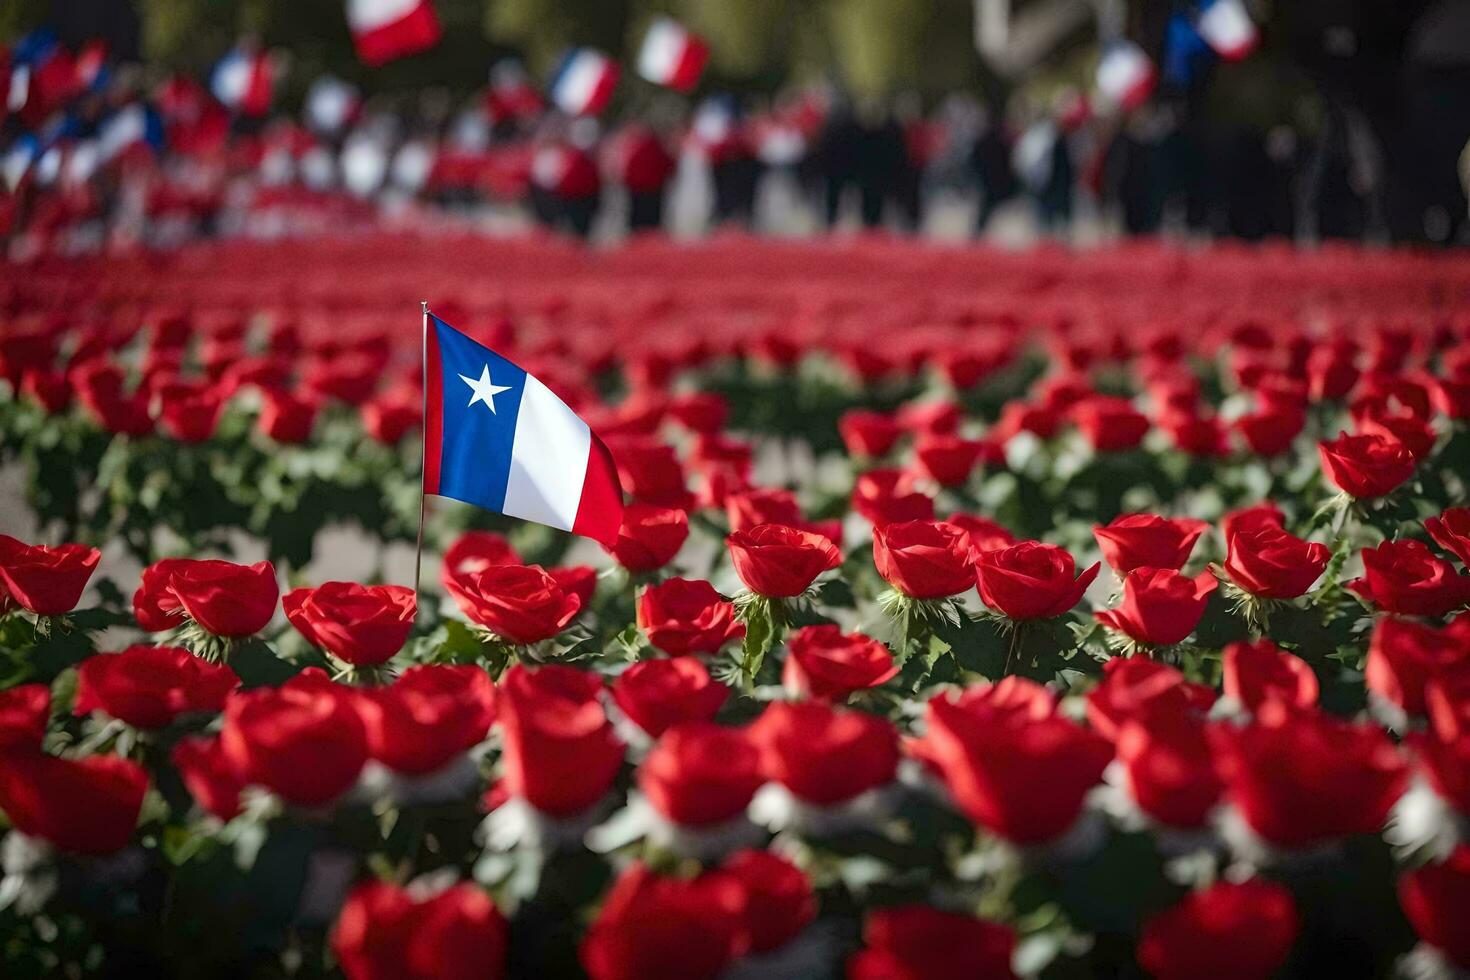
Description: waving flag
549,48,619,117
423,312,623,546
1195,0,1258,61
211,46,274,117
347,0,440,67
98,104,165,161
10,30,78,124
637,17,709,93
1095,40,1156,111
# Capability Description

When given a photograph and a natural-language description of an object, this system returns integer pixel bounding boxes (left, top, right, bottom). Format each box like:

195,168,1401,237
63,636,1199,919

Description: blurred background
1,0,1467,250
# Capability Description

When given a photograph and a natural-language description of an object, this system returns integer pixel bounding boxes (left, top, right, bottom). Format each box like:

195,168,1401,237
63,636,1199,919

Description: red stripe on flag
572,432,624,547
670,41,708,93
353,2,441,67
422,317,443,495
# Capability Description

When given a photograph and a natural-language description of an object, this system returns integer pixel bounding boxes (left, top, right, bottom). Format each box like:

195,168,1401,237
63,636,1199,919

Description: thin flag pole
414,301,429,599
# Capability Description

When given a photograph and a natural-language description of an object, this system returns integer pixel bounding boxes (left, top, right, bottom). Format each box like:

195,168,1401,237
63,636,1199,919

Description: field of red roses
1,235,1470,979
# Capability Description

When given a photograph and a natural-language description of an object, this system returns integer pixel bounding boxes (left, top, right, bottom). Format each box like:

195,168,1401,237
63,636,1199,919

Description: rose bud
1162,410,1231,458
637,578,745,657
73,361,153,435
21,367,71,414
848,906,1016,980
443,563,581,645
638,722,764,828
1137,880,1299,980
357,665,496,776
0,753,148,855
1349,540,1470,617
872,520,976,600
1093,514,1210,574
257,386,319,444
1426,507,1470,569
0,535,100,616
332,880,509,980
1117,711,1222,829
172,734,249,821
948,514,1017,555
133,558,279,637
220,669,368,807
996,398,1063,440
1399,846,1470,971
911,435,998,487
440,532,521,592
579,863,747,980
851,468,935,528
1210,702,1407,848
1086,657,1216,742
1308,345,1360,401
748,701,898,806
154,378,227,443
896,400,963,438
1223,524,1331,599
725,488,841,547
839,409,904,458
1319,432,1416,498
606,503,688,573
1235,404,1306,457
1222,639,1319,713
727,524,841,598
719,849,816,953
916,683,1111,844
1095,568,1217,647
1220,500,1285,545
75,645,238,729
612,658,729,737
0,684,49,751
783,625,897,701
1365,614,1470,717
497,664,623,817
975,541,1101,620
284,582,416,666
606,435,692,510
1073,395,1151,452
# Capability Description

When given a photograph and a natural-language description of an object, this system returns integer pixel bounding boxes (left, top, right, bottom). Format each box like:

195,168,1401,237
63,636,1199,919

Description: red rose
947,514,1017,555
1162,410,1231,458
728,523,841,598
912,435,998,487
1349,540,1470,617
1434,374,1470,419
607,435,691,510
1428,671,1470,743
637,578,745,656
284,582,416,665
0,535,100,616
440,532,520,592
1364,614,1470,716
497,664,623,816
897,400,963,437
1235,404,1306,457
719,849,816,952
851,469,935,527
1427,507,1470,568
1093,514,1209,574
580,863,747,980
611,657,729,737
1319,432,1416,498
1086,657,1216,741
1073,395,1150,452
638,722,764,827
1137,880,1299,980
1308,345,1360,401
1210,702,1408,848
357,665,497,775
332,880,508,980
1223,524,1331,599
997,399,1063,440
1095,568,1217,647
1220,500,1285,545
1357,406,1437,461
221,669,368,807
839,409,903,458
667,391,728,434
1117,711,1221,829
21,367,71,413
607,503,688,572
549,565,598,608
171,735,248,821
849,906,1016,980
444,564,581,645
1222,639,1319,713
0,684,49,751
75,645,238,729
725,488,841,547
975,541,1100,620
1399,846,1470,969
154,378,227,443
748,700,898,805
783,625,897,700
132,557,279,637
873,520,976,599
917,682,1112,844
0,752,148,855
361,395,421,445
257,386,319,443
1414,731,1470,815
73,361,152,435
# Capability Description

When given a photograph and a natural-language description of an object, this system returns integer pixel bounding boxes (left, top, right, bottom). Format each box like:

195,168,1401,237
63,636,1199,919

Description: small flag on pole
1095,40,1156,111
211,46,274,117
422,311,623,547
549,48,619,117
1195,0,1259,62
346,0,441,67
637,17,709,93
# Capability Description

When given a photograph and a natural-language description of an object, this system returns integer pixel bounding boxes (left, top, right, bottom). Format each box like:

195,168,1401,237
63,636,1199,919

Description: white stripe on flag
638,21,682,82
348,0,424,31
503,375,591,532
556,54,603,113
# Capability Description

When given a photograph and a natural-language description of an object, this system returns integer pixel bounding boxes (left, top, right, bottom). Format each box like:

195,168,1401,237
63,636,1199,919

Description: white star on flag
459,364,513,413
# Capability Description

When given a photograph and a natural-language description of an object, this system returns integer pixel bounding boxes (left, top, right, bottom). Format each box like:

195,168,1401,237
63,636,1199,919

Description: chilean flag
423,312,623,546
549,48,619,117
1095,40,1156,111
637,17,709,93
347,0,440,66
211,46,274,117
1195,0,1258,62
